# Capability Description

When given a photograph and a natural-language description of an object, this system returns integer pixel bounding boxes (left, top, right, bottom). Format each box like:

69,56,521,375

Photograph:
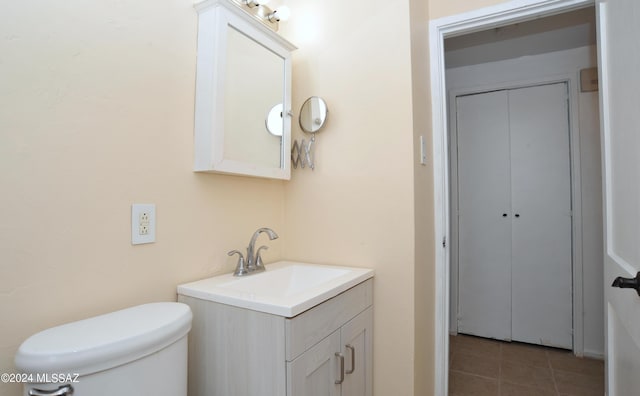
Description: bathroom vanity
177,261,374,396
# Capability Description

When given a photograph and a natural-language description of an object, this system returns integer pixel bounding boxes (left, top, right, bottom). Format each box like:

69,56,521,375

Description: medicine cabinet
193,0,296,179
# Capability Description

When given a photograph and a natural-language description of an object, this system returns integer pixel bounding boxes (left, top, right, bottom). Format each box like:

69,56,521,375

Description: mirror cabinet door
193,0,296,179
224,26,284,168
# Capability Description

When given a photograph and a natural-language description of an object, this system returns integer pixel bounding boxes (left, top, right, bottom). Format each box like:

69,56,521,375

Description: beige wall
278,0,418,394
430,0,509,19
0,2,286,395
409,0,436,393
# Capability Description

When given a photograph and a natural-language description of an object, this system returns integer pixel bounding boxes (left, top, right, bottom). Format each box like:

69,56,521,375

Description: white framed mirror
193,0,296,179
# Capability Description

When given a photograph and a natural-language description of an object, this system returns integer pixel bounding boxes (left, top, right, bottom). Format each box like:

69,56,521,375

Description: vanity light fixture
234,0,289,30
242,0,267,8
267,6,291,22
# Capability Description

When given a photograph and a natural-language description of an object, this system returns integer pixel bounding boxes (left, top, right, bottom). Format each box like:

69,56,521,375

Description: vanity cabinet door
341,307,373,396
288,330,342,396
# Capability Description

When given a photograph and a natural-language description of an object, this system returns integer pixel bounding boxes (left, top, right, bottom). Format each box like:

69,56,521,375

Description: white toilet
15,302,192,396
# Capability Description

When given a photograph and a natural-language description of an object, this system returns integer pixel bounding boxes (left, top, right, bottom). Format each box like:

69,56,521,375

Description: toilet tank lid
15,302,192,376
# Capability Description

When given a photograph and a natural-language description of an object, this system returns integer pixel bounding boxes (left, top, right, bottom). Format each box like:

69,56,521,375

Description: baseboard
583,349,605,360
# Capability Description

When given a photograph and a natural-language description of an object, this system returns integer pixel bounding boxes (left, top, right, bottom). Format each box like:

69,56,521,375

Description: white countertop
177,261,374,317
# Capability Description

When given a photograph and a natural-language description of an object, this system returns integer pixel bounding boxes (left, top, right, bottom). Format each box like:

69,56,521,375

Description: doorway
428,1,603,394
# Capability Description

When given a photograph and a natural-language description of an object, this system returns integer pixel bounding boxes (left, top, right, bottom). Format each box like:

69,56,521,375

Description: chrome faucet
228,227,279,277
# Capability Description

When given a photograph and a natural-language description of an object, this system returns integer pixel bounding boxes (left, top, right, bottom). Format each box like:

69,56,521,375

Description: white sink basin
177,261,374,317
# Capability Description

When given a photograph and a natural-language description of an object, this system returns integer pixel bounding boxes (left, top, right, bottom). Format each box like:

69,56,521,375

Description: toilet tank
15,302,192,396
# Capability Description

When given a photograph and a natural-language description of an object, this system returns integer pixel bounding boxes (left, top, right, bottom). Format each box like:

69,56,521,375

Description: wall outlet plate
132,204,156,245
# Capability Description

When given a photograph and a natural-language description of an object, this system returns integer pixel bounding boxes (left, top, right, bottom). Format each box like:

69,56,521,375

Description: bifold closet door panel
509,83,573,349
456,91,512,340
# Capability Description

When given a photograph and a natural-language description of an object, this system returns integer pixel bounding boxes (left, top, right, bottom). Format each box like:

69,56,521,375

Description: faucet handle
254,245,269,272
228,250,249,276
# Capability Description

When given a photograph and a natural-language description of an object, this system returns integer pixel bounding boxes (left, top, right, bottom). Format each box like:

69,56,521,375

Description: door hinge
442,236,447,248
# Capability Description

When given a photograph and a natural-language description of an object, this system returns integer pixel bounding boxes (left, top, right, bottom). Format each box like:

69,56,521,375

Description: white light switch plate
131,204,156,245
420,135,427,165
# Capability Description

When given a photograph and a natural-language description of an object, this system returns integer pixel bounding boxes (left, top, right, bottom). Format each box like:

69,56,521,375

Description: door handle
611,272,640,297
345,344,355,374
335,352,345,384
28,385,74,396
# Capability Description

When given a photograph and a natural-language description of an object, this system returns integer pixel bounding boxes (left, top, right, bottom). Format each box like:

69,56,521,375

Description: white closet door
456,91,512,341
509,83,573,349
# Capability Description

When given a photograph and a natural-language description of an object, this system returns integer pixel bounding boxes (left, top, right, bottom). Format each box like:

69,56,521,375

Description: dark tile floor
449,334,604,396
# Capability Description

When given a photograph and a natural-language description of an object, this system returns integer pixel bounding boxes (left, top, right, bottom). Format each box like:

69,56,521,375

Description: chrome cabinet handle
335,352,345,384
345,344,355,374
29,385,74,396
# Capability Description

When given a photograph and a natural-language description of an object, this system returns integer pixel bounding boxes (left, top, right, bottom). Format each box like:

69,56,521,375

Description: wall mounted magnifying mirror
292,97,329,170
193,0,296,179
299,96,329,133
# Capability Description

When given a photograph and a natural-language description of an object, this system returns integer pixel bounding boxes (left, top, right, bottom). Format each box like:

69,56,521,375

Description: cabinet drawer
285,279,373,361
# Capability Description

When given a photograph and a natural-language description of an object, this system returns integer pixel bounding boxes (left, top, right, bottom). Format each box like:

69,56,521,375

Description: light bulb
275,6,291,22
